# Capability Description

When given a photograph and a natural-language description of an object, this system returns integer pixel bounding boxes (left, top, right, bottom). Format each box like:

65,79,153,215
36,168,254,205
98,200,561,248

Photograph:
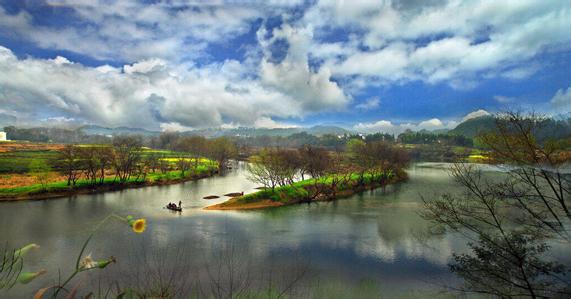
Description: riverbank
0,168,218,201
205,169,407,210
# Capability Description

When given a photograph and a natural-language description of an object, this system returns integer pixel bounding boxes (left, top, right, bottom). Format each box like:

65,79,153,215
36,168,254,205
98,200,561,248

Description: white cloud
354,118,458,135
307,0,571,89
355,97,380,110
258,24,349,112
354,120,396,134
551,86,571,109
494,95,515,104
0,2,266,62
0,46,337,130
253,117,299,129
462,109,491,122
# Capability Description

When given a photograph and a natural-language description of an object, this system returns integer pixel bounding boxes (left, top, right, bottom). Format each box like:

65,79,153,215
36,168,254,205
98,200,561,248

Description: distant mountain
449,115,497,138
305,125,351,136
79,124,351,138
80,125,160,136
450,115,571,141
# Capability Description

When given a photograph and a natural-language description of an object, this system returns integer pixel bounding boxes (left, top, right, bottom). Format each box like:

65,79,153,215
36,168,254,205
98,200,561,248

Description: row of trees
55,136,146,186
53,136,238,188
397,129,473,147
247,141,410,201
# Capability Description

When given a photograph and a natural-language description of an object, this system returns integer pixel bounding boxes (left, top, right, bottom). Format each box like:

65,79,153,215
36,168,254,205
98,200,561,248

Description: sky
0,0,570,134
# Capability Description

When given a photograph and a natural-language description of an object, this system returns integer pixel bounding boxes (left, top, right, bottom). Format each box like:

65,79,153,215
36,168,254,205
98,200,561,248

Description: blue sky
0,0,570,133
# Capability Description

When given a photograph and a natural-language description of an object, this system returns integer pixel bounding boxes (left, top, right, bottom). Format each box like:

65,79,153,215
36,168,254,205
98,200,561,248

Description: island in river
206,169,408,210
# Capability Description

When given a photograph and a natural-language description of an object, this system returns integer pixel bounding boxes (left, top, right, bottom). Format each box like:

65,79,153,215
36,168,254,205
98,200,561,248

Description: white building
0,132,6,141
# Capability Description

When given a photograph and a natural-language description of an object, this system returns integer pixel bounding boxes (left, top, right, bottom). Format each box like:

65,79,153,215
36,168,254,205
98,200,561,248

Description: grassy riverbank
0,144,219,201
206,169,407,210
0,165,218,201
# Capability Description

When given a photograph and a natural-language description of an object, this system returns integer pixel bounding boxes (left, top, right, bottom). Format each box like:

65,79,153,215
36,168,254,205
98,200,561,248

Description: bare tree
54,144,82,187
112,136,143,183
421,112,571,298
247,149,281,191
176,156,192,177
207,137,237,170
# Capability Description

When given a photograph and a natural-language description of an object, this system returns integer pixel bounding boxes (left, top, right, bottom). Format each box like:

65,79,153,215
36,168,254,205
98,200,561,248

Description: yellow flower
131,218,146,233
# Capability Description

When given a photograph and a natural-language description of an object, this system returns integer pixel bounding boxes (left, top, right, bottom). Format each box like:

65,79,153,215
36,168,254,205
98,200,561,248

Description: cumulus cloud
462,109,491,121
1,1,569,129
354,109,493,134
551,86,571,109
355,97,380,110
0,2,278,62
0,46,333,130
258,24,349,112
308,0,571,88
354,118,457,135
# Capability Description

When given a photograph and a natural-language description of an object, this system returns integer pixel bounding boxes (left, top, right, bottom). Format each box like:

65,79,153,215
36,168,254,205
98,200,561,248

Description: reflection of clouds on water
0,162,478,296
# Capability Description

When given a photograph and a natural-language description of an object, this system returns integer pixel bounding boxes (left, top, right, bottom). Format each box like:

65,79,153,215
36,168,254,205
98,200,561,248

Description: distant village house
0,131,7,141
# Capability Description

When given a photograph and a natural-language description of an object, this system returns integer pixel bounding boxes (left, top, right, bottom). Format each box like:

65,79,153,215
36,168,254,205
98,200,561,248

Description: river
0,162,492,297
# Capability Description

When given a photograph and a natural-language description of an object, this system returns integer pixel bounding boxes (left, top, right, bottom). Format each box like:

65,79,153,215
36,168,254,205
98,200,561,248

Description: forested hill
1,124,352,143
450,115,571,141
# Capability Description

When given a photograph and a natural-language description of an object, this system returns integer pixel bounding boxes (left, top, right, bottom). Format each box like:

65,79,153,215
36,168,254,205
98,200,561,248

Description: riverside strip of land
0,141,219,201
206,170,407,210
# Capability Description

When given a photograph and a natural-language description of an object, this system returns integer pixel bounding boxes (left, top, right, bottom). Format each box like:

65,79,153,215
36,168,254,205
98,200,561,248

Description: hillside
449,115,497,138
450,115,571,141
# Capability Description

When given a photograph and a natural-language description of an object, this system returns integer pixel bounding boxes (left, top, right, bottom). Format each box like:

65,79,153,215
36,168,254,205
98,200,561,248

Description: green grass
0,150,58,173
237,172,388,205
0,159,218,198
0,176,143,196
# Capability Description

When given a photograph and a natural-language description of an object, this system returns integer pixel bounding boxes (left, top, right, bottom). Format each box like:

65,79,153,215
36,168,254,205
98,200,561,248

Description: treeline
3,126,110,144
246,140,410,202
397,129,473,147
48,136,236,189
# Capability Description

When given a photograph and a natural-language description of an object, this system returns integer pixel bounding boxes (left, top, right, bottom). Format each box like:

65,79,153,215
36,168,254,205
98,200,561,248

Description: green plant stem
54,214,126,298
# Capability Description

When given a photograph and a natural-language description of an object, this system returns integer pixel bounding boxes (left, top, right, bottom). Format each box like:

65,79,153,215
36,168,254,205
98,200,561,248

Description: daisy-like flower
79,253,97,270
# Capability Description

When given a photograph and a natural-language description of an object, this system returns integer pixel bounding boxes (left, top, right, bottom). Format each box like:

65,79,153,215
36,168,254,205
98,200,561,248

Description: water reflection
1,162,470,297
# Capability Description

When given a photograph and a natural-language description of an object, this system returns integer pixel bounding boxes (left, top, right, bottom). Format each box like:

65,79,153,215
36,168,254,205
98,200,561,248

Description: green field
0,143,219,198
0,150,58,173
0,146,207,174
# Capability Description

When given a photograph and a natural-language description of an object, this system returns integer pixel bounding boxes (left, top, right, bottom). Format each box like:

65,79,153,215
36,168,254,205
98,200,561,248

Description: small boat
166,204,182,212
223,192,244,197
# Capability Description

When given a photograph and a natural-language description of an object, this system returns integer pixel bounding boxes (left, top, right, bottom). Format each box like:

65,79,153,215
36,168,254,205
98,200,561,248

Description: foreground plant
28,214,147,298
0,243,44,290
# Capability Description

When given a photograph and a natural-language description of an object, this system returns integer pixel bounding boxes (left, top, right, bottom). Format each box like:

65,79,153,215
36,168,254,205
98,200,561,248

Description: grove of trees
246,141,410,202
51,136,237,188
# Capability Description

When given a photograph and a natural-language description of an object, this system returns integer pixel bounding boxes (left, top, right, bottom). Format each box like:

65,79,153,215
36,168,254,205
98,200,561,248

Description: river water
0,163,492,297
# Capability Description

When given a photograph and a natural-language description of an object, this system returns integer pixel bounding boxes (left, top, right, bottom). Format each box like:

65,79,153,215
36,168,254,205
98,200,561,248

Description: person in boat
178,201,182,209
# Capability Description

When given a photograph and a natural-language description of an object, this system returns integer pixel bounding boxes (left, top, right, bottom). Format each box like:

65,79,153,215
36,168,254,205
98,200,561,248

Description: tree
421,112,571,297
54,145,82,187
112,136,143,183
297,145,331,180
247,149,280,191
78,146,99,185
207,137,237,170
96,146,113,184
144,153,161,173
176,156,192,177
